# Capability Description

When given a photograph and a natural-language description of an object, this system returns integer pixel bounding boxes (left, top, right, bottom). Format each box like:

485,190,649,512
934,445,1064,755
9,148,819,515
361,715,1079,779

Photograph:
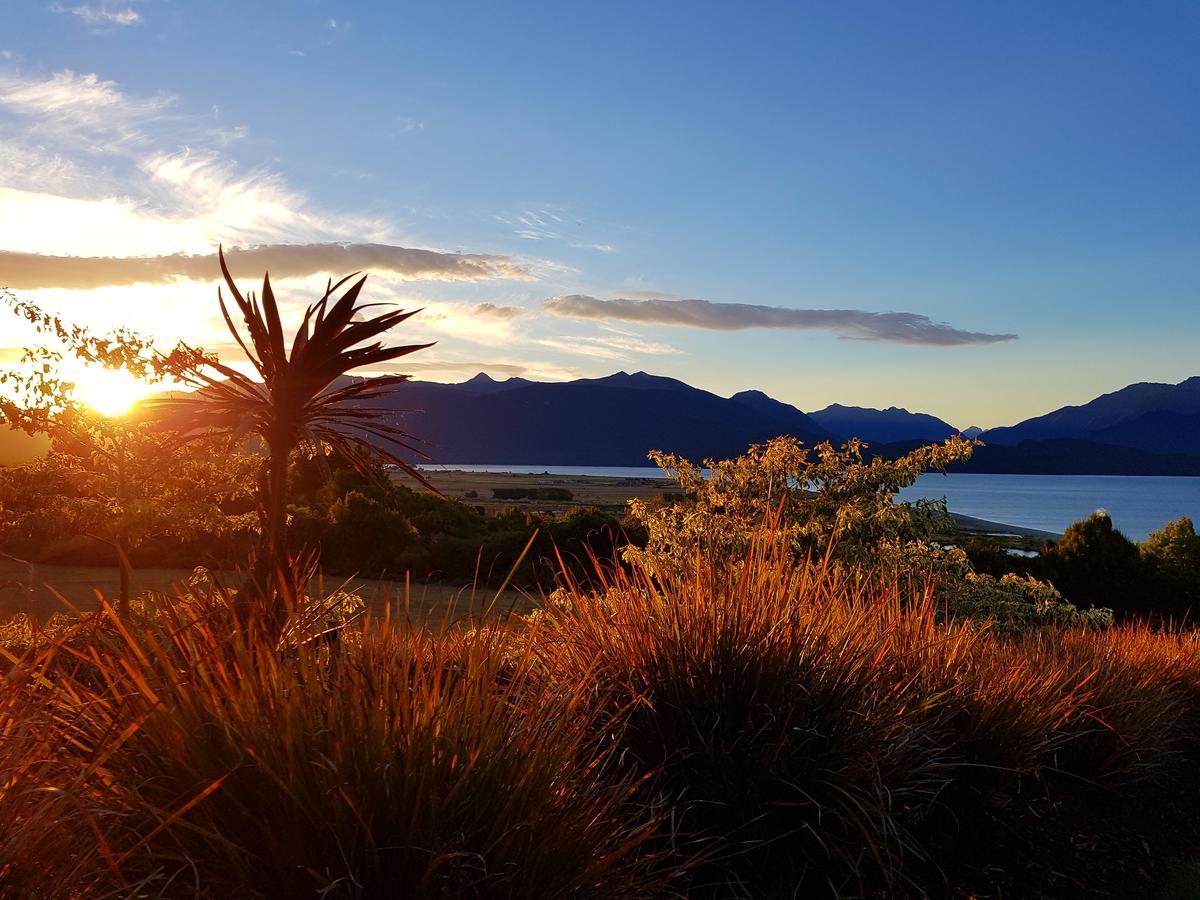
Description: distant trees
1038,512,1144,614
1027,512,1200,620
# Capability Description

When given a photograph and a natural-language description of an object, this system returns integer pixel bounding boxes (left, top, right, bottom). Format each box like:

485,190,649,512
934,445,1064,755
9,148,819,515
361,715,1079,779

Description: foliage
625,435,1109,632
6,532,1200,895
1040,511,1146,617
0,338,258,610
535,533,1197,896
1140,516,1200,616
156,249,437,621
625,435,975,576
0,429,257,566
946,570,1114,635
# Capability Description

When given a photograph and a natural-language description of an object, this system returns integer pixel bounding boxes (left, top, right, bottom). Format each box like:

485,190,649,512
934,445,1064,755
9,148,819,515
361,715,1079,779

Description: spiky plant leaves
158,248,439,621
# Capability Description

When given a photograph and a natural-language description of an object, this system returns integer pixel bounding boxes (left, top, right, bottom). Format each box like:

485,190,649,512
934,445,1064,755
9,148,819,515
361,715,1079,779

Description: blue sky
1,0,1197,427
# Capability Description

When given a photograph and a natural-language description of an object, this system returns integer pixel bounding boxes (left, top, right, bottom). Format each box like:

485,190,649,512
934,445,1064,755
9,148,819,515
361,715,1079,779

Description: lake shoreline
401,467,1063,543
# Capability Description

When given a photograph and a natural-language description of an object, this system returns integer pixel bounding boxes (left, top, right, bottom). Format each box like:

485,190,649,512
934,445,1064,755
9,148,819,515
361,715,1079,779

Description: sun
71,366,154,417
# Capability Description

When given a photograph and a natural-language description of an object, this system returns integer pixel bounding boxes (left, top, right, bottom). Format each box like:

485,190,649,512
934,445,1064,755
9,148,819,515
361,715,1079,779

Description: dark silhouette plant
161,248,437,622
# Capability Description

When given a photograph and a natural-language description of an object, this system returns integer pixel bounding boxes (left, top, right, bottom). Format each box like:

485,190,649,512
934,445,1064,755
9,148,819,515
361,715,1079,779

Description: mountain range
372,371,1200,474
980,377,1200,456
4,371,1198,474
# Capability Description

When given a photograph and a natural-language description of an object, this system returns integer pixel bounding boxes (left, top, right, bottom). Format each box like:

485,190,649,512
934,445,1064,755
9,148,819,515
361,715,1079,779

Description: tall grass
536,536,1200,896
0,586,666,898
5,539,1200,897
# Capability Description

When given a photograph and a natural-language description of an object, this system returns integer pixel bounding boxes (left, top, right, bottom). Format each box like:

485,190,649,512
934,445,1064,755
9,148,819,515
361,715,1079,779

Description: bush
537,537,950,896
1041,511,1146,616
1140,516,1200,617
535,533,1191,896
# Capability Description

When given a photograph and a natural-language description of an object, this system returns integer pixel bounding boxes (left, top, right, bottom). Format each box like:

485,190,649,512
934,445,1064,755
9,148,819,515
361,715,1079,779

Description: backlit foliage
626,435,975,574
626,435,1111,631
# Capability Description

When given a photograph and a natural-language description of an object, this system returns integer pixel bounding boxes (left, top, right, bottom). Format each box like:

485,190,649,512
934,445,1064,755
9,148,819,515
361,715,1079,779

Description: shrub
537,536,952,896
625,435,976,577
1140,516,1200,617
1041,511,1146,615
944,571,1114,635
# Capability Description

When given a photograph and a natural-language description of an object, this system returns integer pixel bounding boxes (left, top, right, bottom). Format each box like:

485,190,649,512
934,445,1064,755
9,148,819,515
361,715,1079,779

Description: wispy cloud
495,206,617,254
51,2,142,28
0,71,432,256
0,244,533,289
535,333,682,360
0,69,171,154
543,295,1017,347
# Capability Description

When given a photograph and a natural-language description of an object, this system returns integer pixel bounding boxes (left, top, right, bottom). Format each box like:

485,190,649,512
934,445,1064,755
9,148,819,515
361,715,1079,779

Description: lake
423,465,1200,542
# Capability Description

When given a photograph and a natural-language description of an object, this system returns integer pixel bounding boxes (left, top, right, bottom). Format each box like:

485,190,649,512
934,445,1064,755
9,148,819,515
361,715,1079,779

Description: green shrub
1140,516,1200,617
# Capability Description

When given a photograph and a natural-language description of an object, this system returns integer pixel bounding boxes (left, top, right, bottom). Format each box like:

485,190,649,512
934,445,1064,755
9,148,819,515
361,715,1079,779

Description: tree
0,345,256,616
159,249,437,625
1139,516,1200,616
1040,511,1145,616
625,435,977,575
626,436,1112,632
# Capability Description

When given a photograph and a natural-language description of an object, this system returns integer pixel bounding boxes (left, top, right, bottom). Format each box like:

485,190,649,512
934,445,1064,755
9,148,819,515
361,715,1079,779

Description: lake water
422,465,1200,542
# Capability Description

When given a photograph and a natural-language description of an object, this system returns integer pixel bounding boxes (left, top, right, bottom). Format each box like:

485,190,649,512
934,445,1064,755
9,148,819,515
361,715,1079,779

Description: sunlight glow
70,365,154,417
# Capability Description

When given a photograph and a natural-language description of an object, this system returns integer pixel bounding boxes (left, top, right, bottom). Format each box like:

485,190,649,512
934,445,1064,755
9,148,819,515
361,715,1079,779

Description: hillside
385,371,832,465
983,377,1200,455
808,403,958,445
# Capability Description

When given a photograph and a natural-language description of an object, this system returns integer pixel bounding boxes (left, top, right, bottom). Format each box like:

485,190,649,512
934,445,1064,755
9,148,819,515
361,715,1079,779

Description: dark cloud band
0,243,533,289
543,294,1016,346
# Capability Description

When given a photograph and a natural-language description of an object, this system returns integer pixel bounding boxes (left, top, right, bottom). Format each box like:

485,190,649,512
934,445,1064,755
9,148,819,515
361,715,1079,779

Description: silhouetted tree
1040,511,1145,616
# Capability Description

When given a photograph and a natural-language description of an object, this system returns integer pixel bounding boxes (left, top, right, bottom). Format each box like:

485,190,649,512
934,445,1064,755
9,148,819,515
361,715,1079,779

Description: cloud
535,334,682,360
0,72,406,254
51,2,142,27
0,69,171,154
0,244,533,289
495,206,618,254
471,302,525,320
543,295,1017,346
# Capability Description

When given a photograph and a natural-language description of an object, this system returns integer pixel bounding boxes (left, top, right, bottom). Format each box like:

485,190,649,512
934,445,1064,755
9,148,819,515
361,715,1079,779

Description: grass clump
0,582,667,899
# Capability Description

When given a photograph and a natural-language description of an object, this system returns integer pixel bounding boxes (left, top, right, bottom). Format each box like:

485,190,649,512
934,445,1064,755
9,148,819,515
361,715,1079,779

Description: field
0,559,532,621
394,467,675,512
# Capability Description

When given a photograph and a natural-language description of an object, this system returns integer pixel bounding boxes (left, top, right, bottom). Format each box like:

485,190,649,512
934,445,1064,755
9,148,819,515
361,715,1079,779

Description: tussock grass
536,536,1200,896
5,539,1200,897
0,586,666,898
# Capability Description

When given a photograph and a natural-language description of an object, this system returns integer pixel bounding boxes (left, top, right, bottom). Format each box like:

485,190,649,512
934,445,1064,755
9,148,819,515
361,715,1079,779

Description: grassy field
0,559,533,621
394,468,673,512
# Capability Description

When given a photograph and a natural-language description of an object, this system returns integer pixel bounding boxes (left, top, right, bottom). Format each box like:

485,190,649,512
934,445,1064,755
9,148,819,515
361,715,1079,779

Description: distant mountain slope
383,371,830,465
808,403,958,445
878,438,1200,476
983,377,1200,455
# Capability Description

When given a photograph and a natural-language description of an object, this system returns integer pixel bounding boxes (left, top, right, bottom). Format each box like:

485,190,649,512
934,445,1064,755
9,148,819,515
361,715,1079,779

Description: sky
1,1,1197,429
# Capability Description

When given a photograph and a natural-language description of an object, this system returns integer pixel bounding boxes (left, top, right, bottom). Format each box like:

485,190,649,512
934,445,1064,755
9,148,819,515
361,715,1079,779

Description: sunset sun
71,365,153,417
